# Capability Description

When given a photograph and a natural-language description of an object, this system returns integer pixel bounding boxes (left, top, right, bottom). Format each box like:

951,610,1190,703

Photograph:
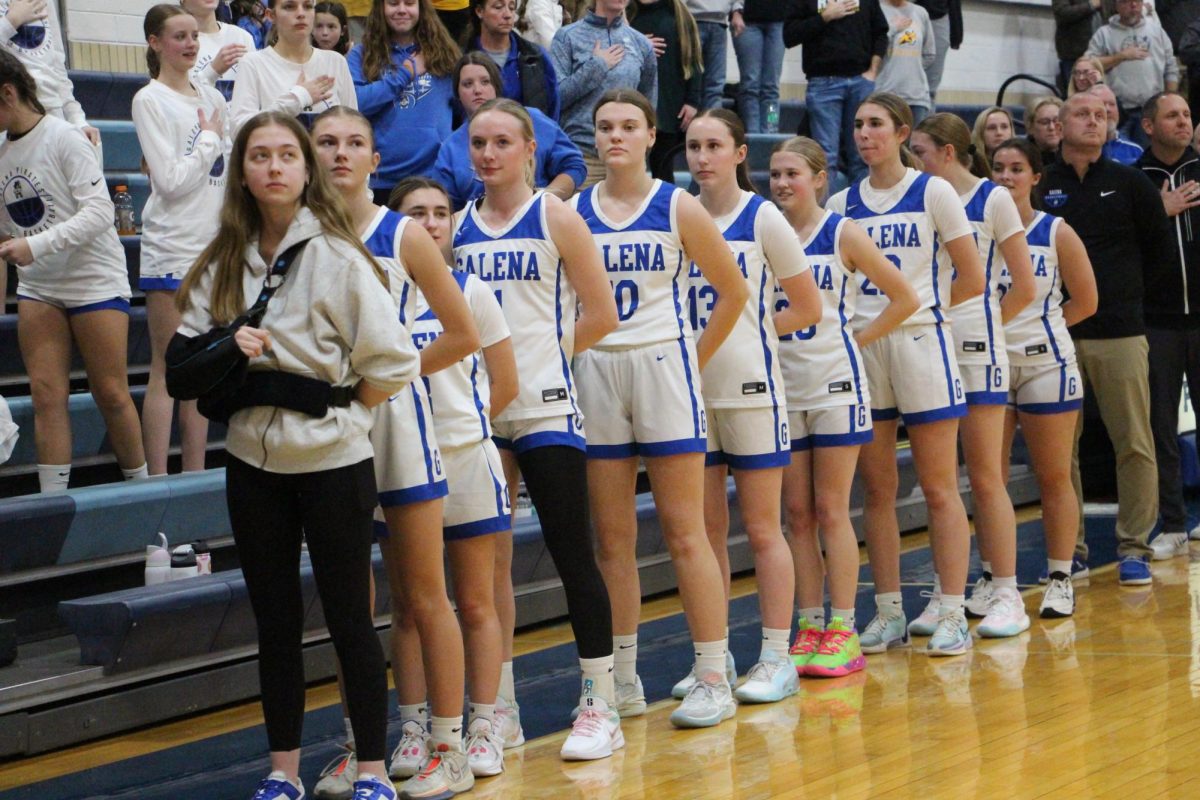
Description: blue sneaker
252,772,304,800
927,610,973,657
1038,557,1089,585
733,654,800,703
1117,556,1152,586
353,774,396,800
860,612,909,654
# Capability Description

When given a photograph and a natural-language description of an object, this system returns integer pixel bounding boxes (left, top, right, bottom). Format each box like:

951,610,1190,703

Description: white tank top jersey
777,210,870,411
453,191,580,423
953,178,1025,366
827,168,973,331
411,268,512,449
689,191,807,408
133,80,231,280
572,179,692,348
1005,211,1076,367
192,22,256,102
361,207,417,329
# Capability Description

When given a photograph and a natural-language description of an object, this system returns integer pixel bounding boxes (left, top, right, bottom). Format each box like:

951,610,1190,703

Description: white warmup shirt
192,21,256,101
0,1,87,126
230,46,357,131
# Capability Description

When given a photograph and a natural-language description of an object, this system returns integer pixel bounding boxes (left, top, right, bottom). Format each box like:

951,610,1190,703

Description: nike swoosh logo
846,203,859,211
913,334,927,342
1100,190,1115,197
656,355,665,362
618,643,636,649
91,178,101,186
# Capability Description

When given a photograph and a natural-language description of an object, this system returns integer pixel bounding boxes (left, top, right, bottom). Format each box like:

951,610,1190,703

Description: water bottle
170,543,199,581
765,101,780,134
113,185,136,235
145,532,171,586
193,540,212,576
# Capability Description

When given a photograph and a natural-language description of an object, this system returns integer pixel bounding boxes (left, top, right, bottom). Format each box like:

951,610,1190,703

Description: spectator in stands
234,0,273,49
1053,1,1106,95
229,0,357,131
552,0,658,187
1176,12,1200,120
783,0,889,189
185,0,255,101
1086,0,1178,146
520,0,566,48
971,106,1014,165
913,0,961,107
1027,95,1063,167
176,110,417,800
133,4,233,476
629,0,703,180
435,0,473,40
684,1,743,110
0,52,148,492
314,1,352,54
348,0,460,200
0,0,100,146
1091,82,1145,162
1041,90,1166,585
1068,54,1107,96
464,0,560,120
432,53,584,207
732,0,786,133
877,0,936,127
1136,91,1200,559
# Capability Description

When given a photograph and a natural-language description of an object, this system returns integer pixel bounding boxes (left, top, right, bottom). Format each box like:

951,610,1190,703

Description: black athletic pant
226,455,388,760
516,445,613,658
1146,326,1200,532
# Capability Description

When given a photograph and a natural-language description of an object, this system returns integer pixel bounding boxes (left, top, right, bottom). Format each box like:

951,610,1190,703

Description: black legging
516,445,613,658
226,455,388,761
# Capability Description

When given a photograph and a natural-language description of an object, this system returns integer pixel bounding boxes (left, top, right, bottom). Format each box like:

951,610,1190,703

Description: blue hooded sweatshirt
551,11,658,155
431,106,587,210
348,41,456,187
470,31,561,122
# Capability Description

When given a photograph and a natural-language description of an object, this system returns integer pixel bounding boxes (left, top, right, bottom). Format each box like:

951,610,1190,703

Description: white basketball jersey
573,179,692,347
689,191,790,409
954,179,1019,366
454,191,579,422
832,169,955,330
777,210,870,411
361,207,417,330
1005,212,1076,367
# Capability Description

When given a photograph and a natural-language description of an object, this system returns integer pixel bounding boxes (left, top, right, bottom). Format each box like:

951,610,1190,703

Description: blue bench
95,120,142,172
71,71,148,121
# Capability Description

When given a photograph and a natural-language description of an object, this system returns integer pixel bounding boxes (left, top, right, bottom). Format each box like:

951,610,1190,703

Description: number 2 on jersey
861,254,902,297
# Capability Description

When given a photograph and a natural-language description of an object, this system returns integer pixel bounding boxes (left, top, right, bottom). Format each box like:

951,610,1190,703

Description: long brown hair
452,51,503,113
859,92,922,170
691,107,755,193
991,137,1045,210
627,0,703,81
144,4,191,79
916,112,990,179
177,111,385,322
359,0,461,81
388,176,452,211
592,87,657,129
0,50,44,115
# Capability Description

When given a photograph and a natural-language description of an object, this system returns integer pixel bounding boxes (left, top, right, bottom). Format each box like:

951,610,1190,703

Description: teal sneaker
860,613,909,654
733,654,800,703
927,609,973,657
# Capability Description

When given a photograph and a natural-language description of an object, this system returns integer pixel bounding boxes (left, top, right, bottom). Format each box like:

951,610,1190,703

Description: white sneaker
313,745,356,800
614,675,647,717
1039,574,1074,619
669,668,736,728
252,771,305,800
1151,532,1189,560
399,744,473,799
1189,523,1200,540
464,717,504,777
494,697,525,748
976,587,1031,638
964,575,994,618
671,650,736,699
560,695,624,761
907,590,941,636
388,720,429,780
926,609,973,657
732,654,800,704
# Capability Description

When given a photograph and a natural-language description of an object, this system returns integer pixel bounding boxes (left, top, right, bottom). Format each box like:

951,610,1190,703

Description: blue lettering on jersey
601,242,666,272
812,263,835,291
1034,255,1048,277
412,330,440,350
865,222,922,249
735,251,749,278
457,250,542,282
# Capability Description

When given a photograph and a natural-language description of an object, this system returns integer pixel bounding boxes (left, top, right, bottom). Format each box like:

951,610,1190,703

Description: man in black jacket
1137,91,1200,559
785,0,889,188
1042,91,1167,585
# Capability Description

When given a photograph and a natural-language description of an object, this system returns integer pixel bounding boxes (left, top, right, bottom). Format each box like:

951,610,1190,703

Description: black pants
1146,326,1200,532
649,132,686,185
517,445,613,658
226,455,388,760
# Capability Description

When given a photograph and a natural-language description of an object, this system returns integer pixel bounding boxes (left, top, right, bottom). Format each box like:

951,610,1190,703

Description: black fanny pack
199,371,356,424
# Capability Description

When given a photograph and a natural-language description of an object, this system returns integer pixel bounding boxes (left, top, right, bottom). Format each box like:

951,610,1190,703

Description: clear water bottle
113,184,136,235
765,101,780,134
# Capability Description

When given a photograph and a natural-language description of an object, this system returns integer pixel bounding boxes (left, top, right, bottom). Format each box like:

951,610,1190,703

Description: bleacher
0,71,1042,758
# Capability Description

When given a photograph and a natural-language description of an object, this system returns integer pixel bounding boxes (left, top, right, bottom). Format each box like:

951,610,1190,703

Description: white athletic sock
343,716,355,747
694,639,727,678
499,661,516,704
993,575,1018,591
830,608,856,630
613,634,638,684
931,574,942,596
399,703,428,728
939,594,965,616
1048,558,1072,577
875,592,903,619
799,606,826,628
121,463,149,481
429,716,463,750
981,560,993,577
760,627,790,662
37,463,70,493
579,654,616,705
468,702,496,725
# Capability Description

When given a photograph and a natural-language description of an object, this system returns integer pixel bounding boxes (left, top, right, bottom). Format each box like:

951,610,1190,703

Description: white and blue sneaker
252,771,304,800
671,650,736,699
907,591,941,636
927,609,973,657
669,668,736,728
860,612,910,654
352,774,395,800
732,654,800,704
1118,555,1153,586
976,587,1031,638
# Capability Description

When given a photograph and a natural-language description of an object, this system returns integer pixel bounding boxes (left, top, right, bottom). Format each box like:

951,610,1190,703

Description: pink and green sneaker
789,618,824,673
804,618,866,678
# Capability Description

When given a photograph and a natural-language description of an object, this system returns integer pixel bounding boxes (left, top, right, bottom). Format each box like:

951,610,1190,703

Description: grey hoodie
1085,14,1179,108
551,11,658,154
